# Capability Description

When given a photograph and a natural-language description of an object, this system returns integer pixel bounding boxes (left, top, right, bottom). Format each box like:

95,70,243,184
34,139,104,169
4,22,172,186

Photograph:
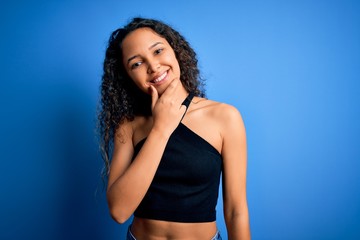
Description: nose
147,59,160,74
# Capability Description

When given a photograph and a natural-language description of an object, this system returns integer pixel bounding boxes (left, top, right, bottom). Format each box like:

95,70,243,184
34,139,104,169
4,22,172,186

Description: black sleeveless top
132,93,222,223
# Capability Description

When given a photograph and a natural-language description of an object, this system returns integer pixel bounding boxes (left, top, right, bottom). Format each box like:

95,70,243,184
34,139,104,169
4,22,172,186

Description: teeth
154,72,167,83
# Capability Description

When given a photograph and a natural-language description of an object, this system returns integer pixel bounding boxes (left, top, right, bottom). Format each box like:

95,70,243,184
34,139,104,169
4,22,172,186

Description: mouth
150,71,168,85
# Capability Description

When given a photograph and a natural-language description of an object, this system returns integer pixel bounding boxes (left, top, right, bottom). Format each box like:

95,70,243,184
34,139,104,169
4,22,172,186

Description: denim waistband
126,225,136,240
126,225,222,240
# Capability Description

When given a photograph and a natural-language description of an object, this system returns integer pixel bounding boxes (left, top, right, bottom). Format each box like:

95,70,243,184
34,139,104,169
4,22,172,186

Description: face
121,28,181,95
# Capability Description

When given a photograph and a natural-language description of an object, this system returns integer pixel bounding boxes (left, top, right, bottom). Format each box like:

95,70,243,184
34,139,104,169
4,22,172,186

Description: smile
151,71,168,84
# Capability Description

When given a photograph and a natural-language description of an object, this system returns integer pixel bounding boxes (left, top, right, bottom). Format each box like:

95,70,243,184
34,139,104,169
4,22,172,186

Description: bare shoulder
126,116,153,146
182,97,245,153
111,116,149,169
114,118,135,146
192,97,244,126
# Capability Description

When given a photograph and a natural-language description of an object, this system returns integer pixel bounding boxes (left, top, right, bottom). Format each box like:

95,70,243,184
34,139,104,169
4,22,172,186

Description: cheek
126,68,141,83
168,54,181,74
128,71,149,92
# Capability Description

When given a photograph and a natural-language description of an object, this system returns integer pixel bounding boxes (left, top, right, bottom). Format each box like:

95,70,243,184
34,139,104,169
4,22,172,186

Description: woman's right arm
106,80,186,223
107,121,170,223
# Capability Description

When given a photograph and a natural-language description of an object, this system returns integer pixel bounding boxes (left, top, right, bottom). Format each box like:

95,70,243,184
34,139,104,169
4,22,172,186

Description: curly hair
98,17,205,178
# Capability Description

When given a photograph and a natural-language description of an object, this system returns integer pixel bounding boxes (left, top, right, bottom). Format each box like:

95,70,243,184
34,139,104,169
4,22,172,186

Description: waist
131,217,218,239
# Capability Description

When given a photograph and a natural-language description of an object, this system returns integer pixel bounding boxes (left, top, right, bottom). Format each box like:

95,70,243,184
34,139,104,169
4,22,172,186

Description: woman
98,17,250,240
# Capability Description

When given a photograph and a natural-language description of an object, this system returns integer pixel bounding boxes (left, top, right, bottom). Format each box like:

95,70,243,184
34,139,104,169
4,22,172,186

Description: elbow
108,204,132,224
107,194,133,224
111,214,130,224
107,189,134,224
224,204,249,224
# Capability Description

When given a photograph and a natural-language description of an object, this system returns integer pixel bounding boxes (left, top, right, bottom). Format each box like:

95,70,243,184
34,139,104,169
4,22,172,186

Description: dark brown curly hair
98,17,205,178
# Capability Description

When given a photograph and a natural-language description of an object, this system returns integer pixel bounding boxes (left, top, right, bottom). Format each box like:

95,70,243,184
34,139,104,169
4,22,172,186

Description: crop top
132,93,223,223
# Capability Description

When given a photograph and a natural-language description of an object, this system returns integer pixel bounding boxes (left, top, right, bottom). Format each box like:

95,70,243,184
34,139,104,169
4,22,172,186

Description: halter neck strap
180,92,195,121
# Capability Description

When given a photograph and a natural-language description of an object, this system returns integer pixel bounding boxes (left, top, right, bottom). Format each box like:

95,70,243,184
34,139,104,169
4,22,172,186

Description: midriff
131,217,218,240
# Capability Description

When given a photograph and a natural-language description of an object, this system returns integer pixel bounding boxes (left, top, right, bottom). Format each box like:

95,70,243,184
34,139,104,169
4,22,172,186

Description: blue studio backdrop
1,0,359,239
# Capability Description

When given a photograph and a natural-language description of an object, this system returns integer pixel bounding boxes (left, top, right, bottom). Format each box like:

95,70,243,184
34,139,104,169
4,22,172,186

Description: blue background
1,0,359,239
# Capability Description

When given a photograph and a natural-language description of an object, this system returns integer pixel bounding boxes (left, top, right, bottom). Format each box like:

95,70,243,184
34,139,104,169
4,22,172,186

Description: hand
149,80,187,137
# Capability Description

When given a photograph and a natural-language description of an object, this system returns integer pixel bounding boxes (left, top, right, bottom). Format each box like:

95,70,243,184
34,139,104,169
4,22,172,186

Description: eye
131,61,142,69
154,48,164,55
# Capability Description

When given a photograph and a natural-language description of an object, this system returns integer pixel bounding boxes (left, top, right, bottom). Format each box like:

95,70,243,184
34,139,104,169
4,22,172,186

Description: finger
149,85,159,111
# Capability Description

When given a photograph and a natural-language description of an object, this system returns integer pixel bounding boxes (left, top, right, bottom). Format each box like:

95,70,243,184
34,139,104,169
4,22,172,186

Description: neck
177,84,189,99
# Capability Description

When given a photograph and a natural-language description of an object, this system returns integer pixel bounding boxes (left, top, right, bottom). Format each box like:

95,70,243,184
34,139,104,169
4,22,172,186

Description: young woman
98,17,250,240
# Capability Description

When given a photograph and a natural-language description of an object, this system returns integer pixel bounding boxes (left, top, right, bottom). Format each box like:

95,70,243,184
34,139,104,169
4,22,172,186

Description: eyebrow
127,41,164,64
149,41,163,50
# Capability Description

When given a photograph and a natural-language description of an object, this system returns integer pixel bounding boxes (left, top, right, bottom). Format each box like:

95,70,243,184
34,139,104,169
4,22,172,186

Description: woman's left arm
220,105,250,240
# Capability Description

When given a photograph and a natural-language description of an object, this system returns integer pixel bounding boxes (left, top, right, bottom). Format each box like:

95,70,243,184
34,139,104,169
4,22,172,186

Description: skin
106,28,250,239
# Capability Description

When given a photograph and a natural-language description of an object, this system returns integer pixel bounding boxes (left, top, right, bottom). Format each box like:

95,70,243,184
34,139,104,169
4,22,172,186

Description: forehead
121,28,168,56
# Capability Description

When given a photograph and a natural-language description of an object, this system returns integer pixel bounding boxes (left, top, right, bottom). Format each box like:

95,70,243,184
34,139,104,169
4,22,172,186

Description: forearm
225,211,251,240
107,129,169,223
